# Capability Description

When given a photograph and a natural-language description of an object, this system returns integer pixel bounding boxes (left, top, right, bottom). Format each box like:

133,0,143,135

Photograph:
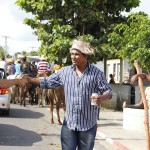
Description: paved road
0,103,117,150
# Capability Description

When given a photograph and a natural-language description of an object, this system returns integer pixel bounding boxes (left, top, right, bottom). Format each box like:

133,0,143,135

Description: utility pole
30,46,36,51
1,35,10,58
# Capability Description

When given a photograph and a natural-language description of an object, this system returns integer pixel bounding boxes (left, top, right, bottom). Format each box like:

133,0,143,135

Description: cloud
0,0,40,55
129,0,150,16
0,0,33,22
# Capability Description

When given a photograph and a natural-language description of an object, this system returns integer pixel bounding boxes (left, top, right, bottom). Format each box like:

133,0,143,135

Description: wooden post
134,60,150,150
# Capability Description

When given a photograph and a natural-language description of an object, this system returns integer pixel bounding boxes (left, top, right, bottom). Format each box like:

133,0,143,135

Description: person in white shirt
0,57,7,72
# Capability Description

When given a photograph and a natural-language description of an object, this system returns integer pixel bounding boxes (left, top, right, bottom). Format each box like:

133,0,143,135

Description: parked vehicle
0,68,11,115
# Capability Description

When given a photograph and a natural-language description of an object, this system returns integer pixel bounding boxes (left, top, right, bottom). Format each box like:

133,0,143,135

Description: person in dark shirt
28,64,38,104
21,57,31,74
109,74,115,84
31,61,38,75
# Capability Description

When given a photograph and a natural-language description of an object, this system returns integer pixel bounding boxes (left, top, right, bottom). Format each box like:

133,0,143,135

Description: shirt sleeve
39,71,63,89
96,71,112,98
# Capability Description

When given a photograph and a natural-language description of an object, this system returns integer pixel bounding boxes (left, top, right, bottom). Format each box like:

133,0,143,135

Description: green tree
29,50,39,56
0,46,5,58
21,51,27,57
14,52,21,58
16,0,140,65
108,12,150,73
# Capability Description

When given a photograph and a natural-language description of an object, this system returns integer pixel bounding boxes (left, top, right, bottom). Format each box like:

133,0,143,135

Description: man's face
70,49,88,66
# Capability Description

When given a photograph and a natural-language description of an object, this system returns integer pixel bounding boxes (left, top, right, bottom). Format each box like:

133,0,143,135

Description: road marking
97,132,113,144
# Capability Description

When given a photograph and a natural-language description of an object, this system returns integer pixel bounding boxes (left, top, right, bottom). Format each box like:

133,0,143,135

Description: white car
0,68,11,115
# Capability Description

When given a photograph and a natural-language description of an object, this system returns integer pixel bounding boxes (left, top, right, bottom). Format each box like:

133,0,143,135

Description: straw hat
54,65,60,71
40,55,47,60
70,40,95,55
7,58,14,63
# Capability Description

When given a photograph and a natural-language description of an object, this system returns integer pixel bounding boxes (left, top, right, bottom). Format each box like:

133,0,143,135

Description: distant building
94,59,132,83
27,56,40,62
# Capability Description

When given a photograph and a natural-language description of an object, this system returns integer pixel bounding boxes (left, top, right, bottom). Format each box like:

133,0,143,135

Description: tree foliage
0,46,5,58
29,50,39,56
108,12,150,73
15,0,140,65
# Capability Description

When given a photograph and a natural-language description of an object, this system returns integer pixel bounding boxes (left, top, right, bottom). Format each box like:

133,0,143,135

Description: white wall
106,59,120,83
93,61,104,72
93,59,132,84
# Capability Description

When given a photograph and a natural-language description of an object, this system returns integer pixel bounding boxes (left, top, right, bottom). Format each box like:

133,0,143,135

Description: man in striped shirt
24,40,112,150
37,55,49,73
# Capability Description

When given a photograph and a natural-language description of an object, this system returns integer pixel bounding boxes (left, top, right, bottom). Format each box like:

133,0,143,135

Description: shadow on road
97,122,122,128
0,108,44,119
0,124,42,146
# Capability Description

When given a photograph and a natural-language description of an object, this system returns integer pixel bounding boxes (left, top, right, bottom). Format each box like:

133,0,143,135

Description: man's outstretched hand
16,74,29,87
17,78,28,87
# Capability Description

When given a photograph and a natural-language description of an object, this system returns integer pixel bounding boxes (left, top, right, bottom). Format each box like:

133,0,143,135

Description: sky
0,0,41,55
0,0,150,56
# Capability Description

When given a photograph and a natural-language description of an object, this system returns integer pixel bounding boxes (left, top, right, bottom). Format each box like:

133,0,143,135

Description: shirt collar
70,62,91,72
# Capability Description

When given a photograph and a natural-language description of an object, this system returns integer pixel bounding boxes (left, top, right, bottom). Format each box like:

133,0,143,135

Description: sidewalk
96,109,147,150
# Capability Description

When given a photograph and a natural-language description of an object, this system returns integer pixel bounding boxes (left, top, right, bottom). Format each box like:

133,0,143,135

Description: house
94,59,133,83
94,59,134,110
106,59,133,83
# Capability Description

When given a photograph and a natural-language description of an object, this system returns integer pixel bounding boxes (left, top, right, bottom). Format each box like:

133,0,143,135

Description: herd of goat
8,72,66,125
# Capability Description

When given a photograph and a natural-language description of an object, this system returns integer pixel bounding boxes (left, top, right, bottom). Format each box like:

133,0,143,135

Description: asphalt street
0,103,117,150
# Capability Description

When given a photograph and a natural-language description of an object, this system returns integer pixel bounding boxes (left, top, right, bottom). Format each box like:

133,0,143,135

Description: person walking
37,55,49,74
15,59,22,75
22,39,112,150
0,57,7,72
31,61,38,75
109,74,115,83
6,58,16,76
21,57,31,74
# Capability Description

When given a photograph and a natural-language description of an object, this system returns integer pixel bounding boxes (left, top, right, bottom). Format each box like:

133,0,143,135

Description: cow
7,75,20,104
16,74,32,106
47,86,66,125
21,71,66,124
36,71,66,124
19,82,30,106
36,72,50,107
10,85,20,104
17,74,37,107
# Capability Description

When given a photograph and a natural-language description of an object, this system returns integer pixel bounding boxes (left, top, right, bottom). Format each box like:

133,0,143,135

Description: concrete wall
101,83,131,110
101,80,150,110
123,82,150,131
134,81,150,104
123,108,150,131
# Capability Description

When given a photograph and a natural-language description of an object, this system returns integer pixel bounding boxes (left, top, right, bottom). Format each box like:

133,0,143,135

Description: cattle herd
8,73,66,125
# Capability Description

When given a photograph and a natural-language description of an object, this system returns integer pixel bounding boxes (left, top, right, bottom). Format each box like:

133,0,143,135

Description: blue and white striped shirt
40,63,112,131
